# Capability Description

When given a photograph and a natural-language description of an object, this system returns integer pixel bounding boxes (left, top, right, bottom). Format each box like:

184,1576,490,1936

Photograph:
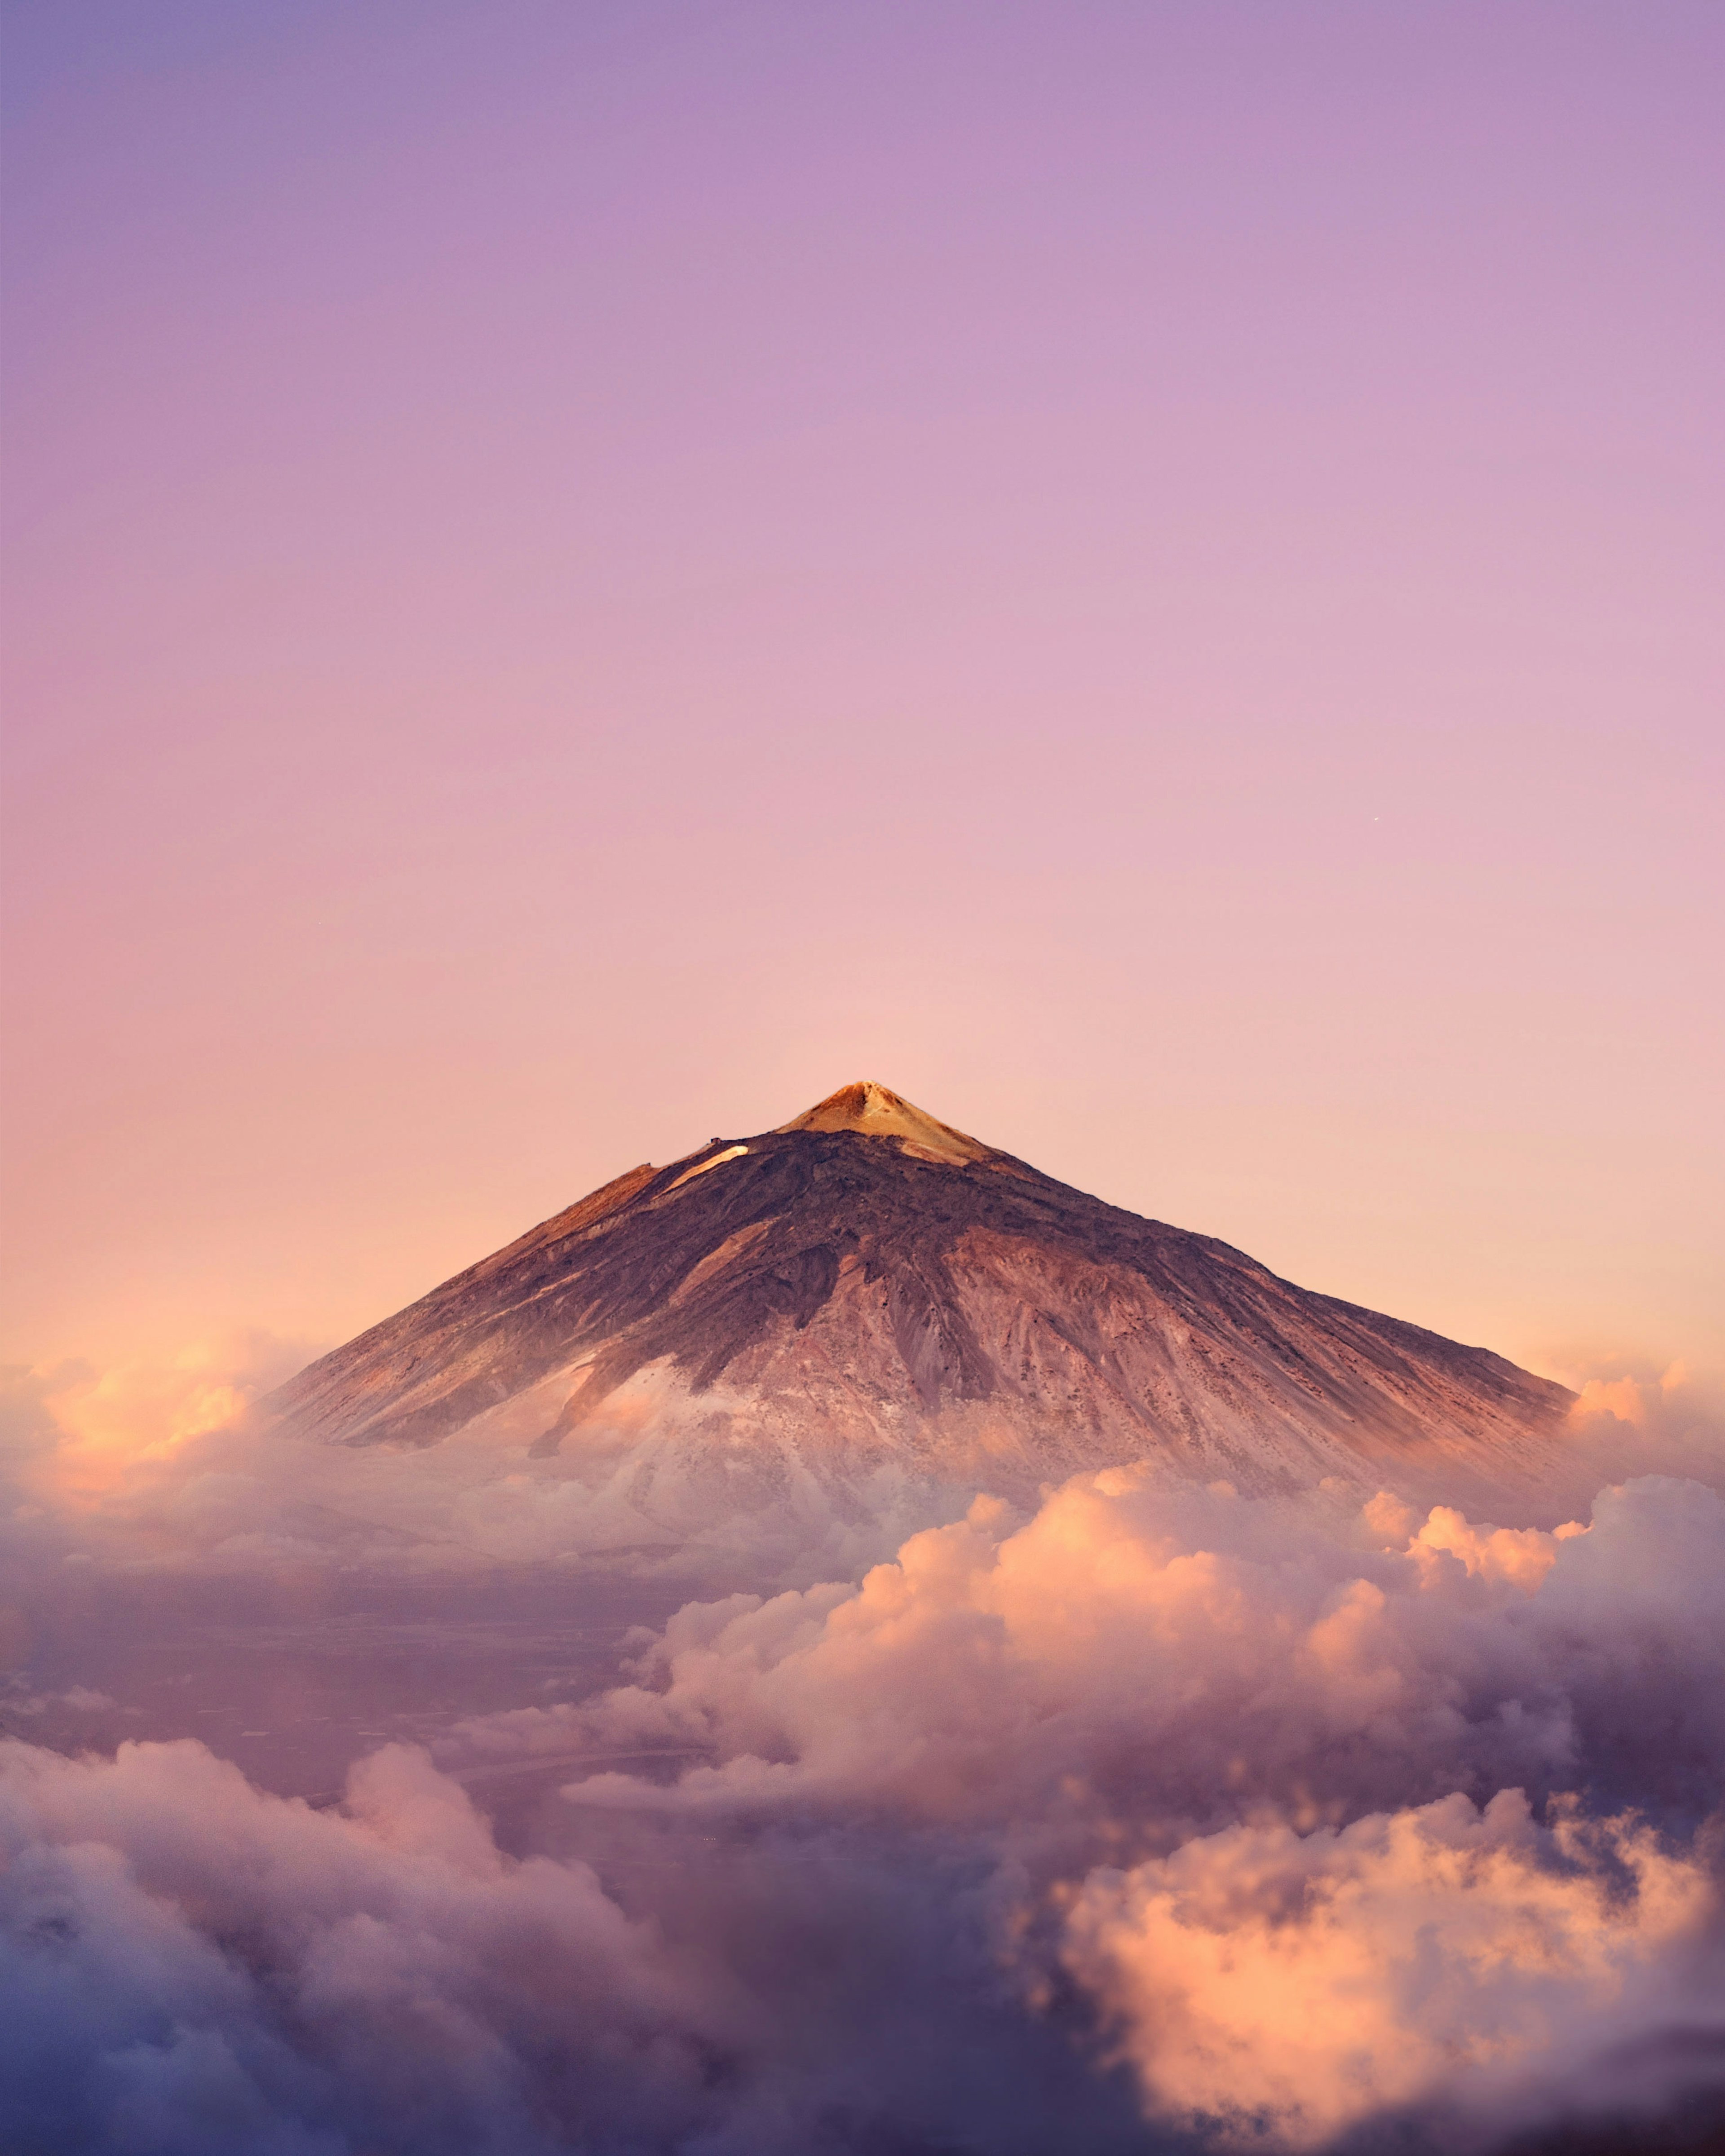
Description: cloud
6,1471,1723,2151
1,1684,115,1718
1,1338,953,1587
4,1336,313,1507
469,1469,1725,2147
1566,1356,1725,1465
6,1334,1721,1600
1064,1790,1719,2150
6,1340,1725,2151
0,1736,752,2156
0,1734,1160,2156
458,1472,1725,1843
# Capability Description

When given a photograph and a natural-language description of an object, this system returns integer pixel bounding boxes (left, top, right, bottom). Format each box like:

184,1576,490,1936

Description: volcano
268,1084,1575,1531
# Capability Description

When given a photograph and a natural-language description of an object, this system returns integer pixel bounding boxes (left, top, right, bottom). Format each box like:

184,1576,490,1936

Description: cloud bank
0,1336,955,1588
1,1737,745,2155
4,1337,1722,1589
469,1472,1725,1833
5,1446,1724,2152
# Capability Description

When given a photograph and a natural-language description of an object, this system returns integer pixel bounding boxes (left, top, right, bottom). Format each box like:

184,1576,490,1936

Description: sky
3,0,1721,1385
4,18,1725,2144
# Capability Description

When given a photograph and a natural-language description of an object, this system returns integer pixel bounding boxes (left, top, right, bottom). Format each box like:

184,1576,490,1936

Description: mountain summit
776,1081,993,1163
269,1083,1573,1530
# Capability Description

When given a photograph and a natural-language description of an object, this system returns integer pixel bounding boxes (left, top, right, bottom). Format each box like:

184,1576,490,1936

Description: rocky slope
267,1084,1575,1531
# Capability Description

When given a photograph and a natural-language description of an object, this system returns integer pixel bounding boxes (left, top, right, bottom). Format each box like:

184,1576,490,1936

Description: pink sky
3,1,1721,1379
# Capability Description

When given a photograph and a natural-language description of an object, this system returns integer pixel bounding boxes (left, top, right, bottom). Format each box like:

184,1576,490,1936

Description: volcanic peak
266,1078,1575,1521
776,1081,991,1166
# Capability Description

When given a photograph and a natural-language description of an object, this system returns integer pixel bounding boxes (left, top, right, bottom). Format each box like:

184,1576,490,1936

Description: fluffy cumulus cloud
1559,1357,1725,1494
0,1733,1157,2156
469,1472,1725,1835
456,1469,1725,2148
1064,1792,1717,2149
4,1466,1722,2152
0,1737,753,2156
5,1343,1725,2151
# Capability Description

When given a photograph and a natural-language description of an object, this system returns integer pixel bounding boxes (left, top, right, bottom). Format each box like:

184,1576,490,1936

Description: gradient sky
3,0,1721,1382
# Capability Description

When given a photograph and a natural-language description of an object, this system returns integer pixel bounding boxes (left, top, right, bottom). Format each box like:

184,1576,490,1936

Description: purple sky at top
2,1,1720,1376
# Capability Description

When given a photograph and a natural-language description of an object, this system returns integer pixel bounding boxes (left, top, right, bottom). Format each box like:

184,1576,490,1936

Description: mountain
267,1083,1575,1536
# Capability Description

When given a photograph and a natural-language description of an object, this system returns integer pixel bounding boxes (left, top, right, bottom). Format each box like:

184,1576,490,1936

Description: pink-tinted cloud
2,1341,1721,2153
7,1467,1725,2152
494,1472,1725,1841
1066,1792,1716,2148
